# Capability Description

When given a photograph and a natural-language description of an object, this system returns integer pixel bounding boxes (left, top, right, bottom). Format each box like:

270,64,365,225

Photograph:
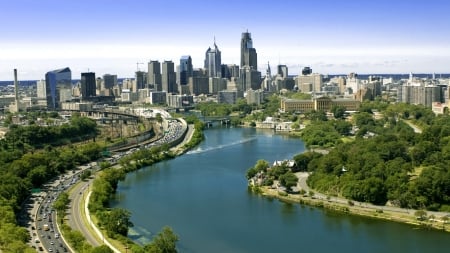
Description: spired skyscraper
240,30,258,70
204,39,222,78
45,67,72,109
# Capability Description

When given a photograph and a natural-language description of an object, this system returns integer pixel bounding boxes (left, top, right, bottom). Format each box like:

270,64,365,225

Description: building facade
81,72,96,98
148,60,162,90
280,97,360,113
162,61,177,93
240,31,257,70
45,67,72,109
204,41,222,78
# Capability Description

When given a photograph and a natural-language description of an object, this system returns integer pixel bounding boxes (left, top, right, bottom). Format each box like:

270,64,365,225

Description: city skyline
1,0,450,80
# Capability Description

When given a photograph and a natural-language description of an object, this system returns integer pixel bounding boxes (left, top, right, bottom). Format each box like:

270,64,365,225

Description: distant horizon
2,72,450,83
1,0,449,80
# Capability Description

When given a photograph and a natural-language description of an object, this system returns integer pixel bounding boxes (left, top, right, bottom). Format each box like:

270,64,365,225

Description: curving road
67,178,102,247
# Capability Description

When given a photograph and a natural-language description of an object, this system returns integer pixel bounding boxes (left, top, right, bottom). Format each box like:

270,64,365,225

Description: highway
66,178,102,247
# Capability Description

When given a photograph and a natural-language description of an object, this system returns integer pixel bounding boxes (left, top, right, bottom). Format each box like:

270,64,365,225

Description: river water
112,127,450,253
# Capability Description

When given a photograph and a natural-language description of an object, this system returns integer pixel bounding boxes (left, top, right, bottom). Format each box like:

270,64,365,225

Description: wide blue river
112,127,450,253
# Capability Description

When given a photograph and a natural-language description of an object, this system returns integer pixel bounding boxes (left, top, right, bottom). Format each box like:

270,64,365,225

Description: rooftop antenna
136,62,144,71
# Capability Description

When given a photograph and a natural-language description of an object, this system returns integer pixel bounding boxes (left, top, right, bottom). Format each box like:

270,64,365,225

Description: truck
43,224,49,231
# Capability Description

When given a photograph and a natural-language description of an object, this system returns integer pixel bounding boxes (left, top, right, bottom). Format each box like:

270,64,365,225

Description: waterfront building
45,67,72,109
204,40,222,78
240,31,258,70
162,61,177,93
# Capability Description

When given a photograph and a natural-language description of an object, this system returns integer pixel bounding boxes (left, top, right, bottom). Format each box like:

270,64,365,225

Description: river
112,127,450,253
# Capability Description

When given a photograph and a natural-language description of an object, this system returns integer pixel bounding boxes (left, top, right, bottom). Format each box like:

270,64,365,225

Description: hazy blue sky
1,0,449,80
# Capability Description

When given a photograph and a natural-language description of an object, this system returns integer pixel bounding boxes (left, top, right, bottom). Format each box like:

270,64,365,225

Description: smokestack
13,69,19,101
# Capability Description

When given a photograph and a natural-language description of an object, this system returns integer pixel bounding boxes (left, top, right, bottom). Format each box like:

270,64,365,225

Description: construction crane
136,62,144,72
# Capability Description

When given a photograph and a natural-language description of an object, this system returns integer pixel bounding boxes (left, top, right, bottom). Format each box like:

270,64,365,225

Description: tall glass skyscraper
179,55,193,85
204,41,222,78
240,31,258,70
45,67,71,109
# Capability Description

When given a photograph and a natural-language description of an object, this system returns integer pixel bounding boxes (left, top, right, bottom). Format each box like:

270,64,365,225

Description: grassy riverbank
255,186,450,233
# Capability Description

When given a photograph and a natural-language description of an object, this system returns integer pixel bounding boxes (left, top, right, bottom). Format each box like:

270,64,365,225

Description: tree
53,192,70,222
414,210,427,221
101,208,133,237
331,105,346,119
145,226,178,253
279,172,298,192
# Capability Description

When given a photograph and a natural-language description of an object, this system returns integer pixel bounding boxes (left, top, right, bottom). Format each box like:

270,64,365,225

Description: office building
179,55,193,86
81,72,96,98
103,74,117,89
148,60,162,90
36,80,46,98
204,40,222,77
240,31,258,70
247,89,264,105
218,90,238,104
162,61,177,93
134,71,147,91
240,66,261,91
277,65,288,78
45,67,72,109
166,94,194,108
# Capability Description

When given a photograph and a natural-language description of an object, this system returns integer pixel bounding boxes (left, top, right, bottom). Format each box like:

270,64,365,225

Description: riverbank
255,186,450,233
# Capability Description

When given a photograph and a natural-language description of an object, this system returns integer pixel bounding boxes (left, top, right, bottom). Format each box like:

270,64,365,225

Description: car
50,241,54,245
48,248,53,252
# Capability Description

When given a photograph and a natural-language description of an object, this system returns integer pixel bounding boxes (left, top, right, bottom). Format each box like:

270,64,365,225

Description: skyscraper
81,72,96,98
148,60,162,89
179,56,193,85
162,60,176,93
103,74,117,89
240,31,258,70
135,71,147,90
204,40,222,78
45,67,71,109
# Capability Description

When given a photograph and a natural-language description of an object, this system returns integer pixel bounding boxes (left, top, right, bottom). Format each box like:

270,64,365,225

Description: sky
1,0,450,80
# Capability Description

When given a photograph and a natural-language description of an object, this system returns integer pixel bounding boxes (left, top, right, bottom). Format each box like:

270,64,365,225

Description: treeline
0,113,102,252
301,102,450,211
2,113,98,150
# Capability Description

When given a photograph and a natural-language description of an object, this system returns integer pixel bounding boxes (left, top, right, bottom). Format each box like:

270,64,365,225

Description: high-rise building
148,60,162,90
240,31,257,70
36,80,46,98
277,65,288,78
135,71,147,90
81,72,96,98
45,67,72,109
204,40,222,78
162,61,177,93
103,74,118,89
179,56,193,85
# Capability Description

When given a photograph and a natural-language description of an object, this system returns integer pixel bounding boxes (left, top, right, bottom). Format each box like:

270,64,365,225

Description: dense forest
300,102,450,211
0,113,101,252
